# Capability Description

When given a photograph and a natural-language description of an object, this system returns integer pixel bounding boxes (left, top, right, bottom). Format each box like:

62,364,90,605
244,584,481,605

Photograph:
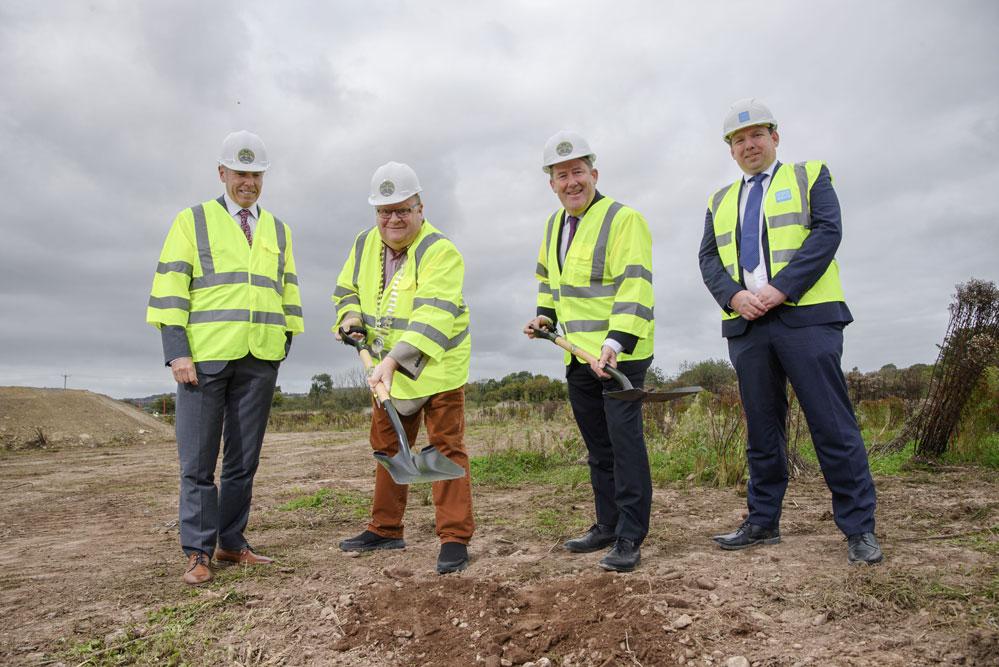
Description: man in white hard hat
332,162,474,574
698,99,881,564
524,131,655,572
147,130,304,585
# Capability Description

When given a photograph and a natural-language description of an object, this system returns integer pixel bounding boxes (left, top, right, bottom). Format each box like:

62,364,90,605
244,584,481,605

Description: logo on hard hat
556,141,573,157
379,180,396,197
738,111,751,123
237,149,255,164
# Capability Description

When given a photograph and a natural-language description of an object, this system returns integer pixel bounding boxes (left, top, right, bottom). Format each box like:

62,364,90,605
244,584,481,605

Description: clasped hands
336,316,399,392
729,285,787,321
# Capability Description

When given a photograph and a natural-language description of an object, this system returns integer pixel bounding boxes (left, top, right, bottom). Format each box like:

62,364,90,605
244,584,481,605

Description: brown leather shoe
182,552,213,585
214,545,274,565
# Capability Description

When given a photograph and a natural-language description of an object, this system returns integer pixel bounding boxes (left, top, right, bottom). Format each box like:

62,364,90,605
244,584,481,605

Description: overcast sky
1,1,997,399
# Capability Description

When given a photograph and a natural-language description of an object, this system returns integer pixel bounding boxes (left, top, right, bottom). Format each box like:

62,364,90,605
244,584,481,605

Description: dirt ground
1,393,997,666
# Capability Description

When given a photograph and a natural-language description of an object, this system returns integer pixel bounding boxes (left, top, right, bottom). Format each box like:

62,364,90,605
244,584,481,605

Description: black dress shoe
338,530,406,552
847,532,883,565
712,521,781,550
599,539,641,572
564,524,616,553
436,542,469,574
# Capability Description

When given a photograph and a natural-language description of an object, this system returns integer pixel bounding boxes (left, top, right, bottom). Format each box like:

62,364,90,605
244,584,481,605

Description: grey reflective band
362,313,376,326
551,288,560,302
772,249,797,263
188,309,250,323
361,313,408,329
611,302,654,321
333,285,354,298
544,211,558,268
407,321,470,350
192,204,214,275
538,283,554,296
560,283,616,298
711,186,731,214
148,295,190,310
157,261,193,276
563,319,610,333
252,311,286,325
794,162,813,229
412,297,465,317
615,264,653,285
536,262,548,279
285,272,298,286
715,232,733,246
215,195,228,211
351,229,372,288
337,295,360,308
191,272,249,290
767,211,809,229
724,263,736,277
283,305,303,317
589,201,623,283
251,274,281,291
274,217,287,295
413,232,447,283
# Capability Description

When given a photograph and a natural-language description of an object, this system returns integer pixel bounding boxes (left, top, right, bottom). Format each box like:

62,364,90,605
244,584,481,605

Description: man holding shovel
332,161,474,574
523,131,655,572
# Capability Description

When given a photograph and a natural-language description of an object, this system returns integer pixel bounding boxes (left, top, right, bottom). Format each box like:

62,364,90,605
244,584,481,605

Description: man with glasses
332,161,474,574
524,131,655,572
147,131,304,585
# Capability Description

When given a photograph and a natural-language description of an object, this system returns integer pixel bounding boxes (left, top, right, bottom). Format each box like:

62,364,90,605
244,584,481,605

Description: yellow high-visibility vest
708,161,845,321
332,220,470,400
535,196,655,363
147,198,304,360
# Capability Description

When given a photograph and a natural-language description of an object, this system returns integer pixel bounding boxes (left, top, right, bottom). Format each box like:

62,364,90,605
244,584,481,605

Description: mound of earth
0,386,173,449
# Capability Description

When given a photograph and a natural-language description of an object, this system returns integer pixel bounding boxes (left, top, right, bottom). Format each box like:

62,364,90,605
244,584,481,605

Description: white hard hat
219,130,270,172
542,130,596,174
722,98,778,143
368,161,422,206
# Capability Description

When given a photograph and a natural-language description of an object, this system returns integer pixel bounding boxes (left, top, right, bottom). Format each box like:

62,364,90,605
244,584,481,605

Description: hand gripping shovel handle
528,325,634,391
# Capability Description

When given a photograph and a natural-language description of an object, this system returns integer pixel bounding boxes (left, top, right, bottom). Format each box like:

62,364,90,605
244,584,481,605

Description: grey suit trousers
175,354,279,556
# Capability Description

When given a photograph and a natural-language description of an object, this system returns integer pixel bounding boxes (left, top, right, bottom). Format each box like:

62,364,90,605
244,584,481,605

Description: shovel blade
605,385,704,403
373,447,466,485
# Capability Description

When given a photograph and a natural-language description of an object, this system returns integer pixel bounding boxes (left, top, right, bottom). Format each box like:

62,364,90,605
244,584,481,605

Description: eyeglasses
376,205,420,221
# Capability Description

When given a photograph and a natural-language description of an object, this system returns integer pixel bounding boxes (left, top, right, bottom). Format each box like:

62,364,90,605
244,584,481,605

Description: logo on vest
237,148,255,165
556,141,573,157
379,180,395,197
774,189,792,203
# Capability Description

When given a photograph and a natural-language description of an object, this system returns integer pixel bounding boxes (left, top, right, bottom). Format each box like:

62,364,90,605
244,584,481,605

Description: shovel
529,325,702,402
341,332,466,485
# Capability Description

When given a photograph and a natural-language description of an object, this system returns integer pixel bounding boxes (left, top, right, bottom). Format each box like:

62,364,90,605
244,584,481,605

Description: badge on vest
774,189,792,203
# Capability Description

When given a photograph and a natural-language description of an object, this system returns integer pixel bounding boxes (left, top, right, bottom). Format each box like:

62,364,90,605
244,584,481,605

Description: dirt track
1,423,997,666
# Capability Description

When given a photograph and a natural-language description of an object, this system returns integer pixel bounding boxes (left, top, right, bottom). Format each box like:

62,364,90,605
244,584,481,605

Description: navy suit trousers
727,314,876,536
175,354,279,556
566,357,653,543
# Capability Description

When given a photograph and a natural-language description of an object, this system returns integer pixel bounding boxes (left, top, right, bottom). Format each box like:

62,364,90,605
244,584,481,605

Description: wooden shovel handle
529,325,599,364
357,348,392,404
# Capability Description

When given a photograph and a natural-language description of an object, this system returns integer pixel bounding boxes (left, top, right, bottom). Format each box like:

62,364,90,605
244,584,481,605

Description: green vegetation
470,435,587,488
278,487,370,519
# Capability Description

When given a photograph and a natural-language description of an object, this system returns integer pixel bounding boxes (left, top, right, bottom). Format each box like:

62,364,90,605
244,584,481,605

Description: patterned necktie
739,173,767,271
238,208,253,246
565,215,580,249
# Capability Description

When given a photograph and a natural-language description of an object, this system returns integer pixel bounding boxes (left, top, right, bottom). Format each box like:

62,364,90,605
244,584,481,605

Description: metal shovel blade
374,399,466,485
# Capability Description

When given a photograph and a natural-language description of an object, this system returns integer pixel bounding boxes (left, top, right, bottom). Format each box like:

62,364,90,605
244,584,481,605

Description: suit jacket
698,161,853,338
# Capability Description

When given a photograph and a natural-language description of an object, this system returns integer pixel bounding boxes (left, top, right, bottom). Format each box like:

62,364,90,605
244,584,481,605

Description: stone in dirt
725,657,750,667
672,614,694,629
695,577,717,590
504,644,531,664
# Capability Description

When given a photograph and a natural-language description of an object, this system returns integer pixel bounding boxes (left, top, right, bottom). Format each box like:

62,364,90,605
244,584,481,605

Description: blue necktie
740,173,767,271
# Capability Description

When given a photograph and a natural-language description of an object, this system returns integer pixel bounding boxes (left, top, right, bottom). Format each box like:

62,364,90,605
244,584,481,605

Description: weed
277,487,370,519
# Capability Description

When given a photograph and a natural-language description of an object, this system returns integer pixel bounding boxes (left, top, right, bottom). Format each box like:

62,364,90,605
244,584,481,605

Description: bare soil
0,390,997,666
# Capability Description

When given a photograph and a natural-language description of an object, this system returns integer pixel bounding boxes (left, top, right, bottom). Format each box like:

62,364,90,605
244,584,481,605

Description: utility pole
62,373,70,389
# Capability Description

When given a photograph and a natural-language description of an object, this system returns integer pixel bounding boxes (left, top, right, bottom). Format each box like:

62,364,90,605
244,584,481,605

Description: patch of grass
868,440,916,475
277,487,369,519
532,507,590,539
946,433,999,469
470,436,586,488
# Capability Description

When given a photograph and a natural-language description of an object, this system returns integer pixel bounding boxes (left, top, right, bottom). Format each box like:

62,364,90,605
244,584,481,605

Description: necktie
739,173,767,271
565,215,580,250
238,209,253,246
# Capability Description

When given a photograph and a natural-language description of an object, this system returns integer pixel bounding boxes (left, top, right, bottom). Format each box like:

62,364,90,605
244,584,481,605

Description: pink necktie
238,209,253,246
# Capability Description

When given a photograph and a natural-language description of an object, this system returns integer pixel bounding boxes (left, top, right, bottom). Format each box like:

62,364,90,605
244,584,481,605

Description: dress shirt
223,193,258,236
738,160,776,295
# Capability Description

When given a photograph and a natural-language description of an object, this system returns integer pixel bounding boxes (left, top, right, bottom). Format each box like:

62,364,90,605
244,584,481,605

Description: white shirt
223,193,258,236
738,160,777,295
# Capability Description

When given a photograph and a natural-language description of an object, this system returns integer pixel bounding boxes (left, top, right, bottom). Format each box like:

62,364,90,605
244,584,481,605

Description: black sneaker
564,524,616,553
599,539,641,572
436,542,469,574
338,530,405,552
847,532,883,565
712,521,781,550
